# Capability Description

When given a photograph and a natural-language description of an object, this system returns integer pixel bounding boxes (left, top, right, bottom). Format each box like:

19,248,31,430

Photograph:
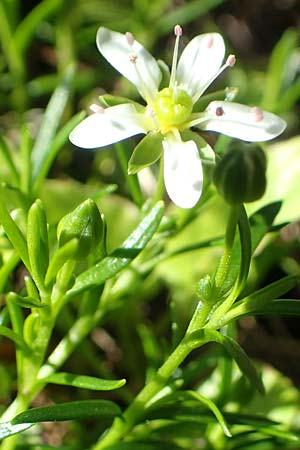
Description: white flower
70,26,286,209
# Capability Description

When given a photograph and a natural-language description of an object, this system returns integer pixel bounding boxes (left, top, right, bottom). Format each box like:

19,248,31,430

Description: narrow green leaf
220,274,299,326
0,422,33,440
0,134,19,184
256,426,299,442
31,64,75,190
27,199,49,289
12,400,121,424
45,238,79,286
262,28,299,110
203,330,264,394
0,198,30,270
0,252,20,293
20,124,32,194
7,292,44,308
66,202,164,299
14,0,62,56
222,202,282,294
34,111,86,192
0,324,28,350
186,391,231,437
41,372,126,391
128,131,163,174
253,299,300,316
225,412,299,442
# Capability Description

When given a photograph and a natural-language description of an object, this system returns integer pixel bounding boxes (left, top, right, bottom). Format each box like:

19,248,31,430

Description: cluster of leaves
0,1,300,450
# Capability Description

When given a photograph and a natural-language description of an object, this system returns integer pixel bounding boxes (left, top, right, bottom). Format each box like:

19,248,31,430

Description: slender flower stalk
70,26,286,209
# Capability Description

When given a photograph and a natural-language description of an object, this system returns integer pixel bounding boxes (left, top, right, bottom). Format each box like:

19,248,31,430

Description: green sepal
40,372,126,391
128,131,163,175
57,199,104,260
27,199,49,290
99,94,144,112
157,59,170,89
193,87,238,112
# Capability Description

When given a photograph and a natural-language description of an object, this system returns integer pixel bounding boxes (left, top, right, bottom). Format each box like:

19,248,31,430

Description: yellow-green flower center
154,87,193,130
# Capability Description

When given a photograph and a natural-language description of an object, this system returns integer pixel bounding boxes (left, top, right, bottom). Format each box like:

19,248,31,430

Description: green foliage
0,1,299,449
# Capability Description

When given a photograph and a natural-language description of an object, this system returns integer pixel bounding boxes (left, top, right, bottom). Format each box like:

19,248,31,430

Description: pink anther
226,54,236,67
174,25,183,37
251,106,264,122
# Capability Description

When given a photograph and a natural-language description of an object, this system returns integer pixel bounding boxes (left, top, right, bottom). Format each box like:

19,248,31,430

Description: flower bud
57,199,104,260
213,143,267,204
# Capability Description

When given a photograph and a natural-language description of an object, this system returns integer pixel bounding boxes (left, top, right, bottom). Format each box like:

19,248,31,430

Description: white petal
176,33,225,102
96,27,161,102
163,138,203,208
69,104,147,149
200,101,287,142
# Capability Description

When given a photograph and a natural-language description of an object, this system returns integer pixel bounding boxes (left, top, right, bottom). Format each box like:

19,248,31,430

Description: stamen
90,104,105,113
226,54,236,67
251,106,264,122
170,24,182,87
174,25,182,37
125,35,156,103
195,54,237,100
125,31,134,46
206,34,214,49
215,106,225,116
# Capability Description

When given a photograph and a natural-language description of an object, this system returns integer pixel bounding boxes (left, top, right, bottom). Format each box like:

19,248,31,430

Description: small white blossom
70,26,286,209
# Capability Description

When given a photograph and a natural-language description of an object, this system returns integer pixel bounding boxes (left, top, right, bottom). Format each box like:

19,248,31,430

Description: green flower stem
207,205,252,329
214,205,238,290
115,142,144,207
233,205,252,297
38,310,104,380
186,301,215,334
93,334,205,450
0,261,77,427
